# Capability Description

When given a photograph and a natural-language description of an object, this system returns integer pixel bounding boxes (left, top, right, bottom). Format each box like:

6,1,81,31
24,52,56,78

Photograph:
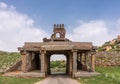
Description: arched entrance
45,51,73,77
50,54,66,75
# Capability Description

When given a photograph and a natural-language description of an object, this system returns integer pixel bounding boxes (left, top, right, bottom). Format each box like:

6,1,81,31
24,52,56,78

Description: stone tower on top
51,24,66,39
43,24,69,42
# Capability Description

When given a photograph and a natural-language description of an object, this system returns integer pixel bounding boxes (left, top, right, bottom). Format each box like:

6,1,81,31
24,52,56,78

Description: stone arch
56,33,60,38
50,54,67,74
45,51,73,77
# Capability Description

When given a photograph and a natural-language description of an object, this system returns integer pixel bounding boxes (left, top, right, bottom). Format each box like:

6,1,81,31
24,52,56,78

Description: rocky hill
98,35,120,51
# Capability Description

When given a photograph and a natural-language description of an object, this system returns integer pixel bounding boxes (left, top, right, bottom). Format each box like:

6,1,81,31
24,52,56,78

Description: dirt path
34,74,80,84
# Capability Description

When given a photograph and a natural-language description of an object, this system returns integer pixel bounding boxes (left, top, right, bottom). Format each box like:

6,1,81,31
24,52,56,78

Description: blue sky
0,0,120,52
1,0,120,31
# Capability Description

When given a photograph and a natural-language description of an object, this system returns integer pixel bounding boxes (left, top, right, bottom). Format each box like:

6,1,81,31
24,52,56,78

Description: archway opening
50,54,66,75
56,33,60,38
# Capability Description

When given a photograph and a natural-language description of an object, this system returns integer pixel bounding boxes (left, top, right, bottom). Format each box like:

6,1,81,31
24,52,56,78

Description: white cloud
50,54,66,61
67,20,120,46
0,2,48,52
0,2,7,9
0,2,120,53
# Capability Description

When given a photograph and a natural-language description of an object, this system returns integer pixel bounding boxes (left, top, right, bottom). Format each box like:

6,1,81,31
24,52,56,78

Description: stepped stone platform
3,70,45,78
3,70,100,78
74,70,100,77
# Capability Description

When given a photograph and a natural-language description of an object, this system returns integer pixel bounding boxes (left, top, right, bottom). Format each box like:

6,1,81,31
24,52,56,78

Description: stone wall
5,60,22,72
95,51,120,66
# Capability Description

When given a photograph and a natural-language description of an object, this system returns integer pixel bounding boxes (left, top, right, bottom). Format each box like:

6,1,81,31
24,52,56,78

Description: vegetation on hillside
98,36,120,51
98,43,120,51
50,60,66,68
50,60,66,73
0,51,21,72
0,51,42,84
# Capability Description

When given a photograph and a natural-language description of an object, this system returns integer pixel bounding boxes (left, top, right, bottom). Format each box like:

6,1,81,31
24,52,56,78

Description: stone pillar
91,53,95,72
21,51,27,72
72,50,77,77
67,55,70,75
81,52,85,71
40,50,46,74
30,52,36,70
77,53,80,61
27,52,32,71
80,53,82,62
85,52,87,65
69,53,73,77
66,55,69,74
45,54,47,76
85,52,89,71
85,52,89,64
39,54,41,70
81,52,85,65
46,54,49,75
47,55,51,74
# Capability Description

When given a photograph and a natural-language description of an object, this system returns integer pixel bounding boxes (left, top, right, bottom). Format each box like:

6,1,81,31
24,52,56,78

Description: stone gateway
18,24,96,78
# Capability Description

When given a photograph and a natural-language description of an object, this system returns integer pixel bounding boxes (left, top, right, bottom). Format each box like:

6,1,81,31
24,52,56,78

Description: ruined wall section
95,51,120,66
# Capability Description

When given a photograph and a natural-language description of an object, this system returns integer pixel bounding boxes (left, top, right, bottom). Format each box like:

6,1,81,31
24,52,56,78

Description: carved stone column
69,53,73,77
66,55,69,74
72,49,77,77
27,52,32,71
80,53,82,62
91,53,95,72
47,55,51,75
40,50,46,73
39,54,41,70
45,53,48,76
85,52,87,65
21,51,27,72
85,52,89,71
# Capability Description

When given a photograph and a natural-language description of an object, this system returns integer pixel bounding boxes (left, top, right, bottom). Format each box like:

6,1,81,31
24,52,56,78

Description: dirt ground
34,74,80,84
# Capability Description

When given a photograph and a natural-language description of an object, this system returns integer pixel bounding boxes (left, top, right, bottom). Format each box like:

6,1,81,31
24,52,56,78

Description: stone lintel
18,42,93,52
42,45,74,51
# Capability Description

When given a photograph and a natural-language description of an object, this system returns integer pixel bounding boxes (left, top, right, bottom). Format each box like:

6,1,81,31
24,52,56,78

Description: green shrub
79,66,120,84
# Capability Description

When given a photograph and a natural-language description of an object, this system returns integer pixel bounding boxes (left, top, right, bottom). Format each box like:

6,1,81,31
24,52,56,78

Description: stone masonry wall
95,51,120,66
5,61,22,72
